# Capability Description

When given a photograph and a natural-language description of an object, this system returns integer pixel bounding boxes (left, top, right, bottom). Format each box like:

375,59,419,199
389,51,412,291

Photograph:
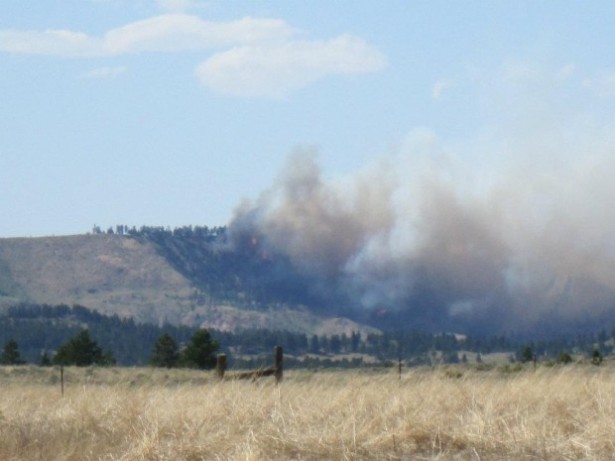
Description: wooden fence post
60,365,64,397
216,354,227,379
274,346,283,384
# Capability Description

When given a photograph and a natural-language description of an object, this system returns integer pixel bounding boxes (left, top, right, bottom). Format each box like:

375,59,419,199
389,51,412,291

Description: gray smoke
229,129,615,334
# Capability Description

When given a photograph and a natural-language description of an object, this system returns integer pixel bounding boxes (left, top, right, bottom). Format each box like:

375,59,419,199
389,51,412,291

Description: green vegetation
179,329,219,369
558,351,573,364
53,330,114,366
592,348,603,365
0,303,198,365
519,345,535,363
1,339,25,365
149,330,219,369
0,302,614,368
150,333,179,368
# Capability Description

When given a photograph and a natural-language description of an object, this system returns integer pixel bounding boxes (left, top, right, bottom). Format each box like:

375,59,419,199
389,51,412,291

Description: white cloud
0,29,101,57
103,15,294,55
0,14,294,57
80,66,127,79
0,14,385,97
195,35,387,98
432,79,454,99
155,0,204,13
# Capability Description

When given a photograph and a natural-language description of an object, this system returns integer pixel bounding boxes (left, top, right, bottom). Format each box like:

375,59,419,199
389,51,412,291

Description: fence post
274,346,283,384
216,354,227,379
60,365,64,397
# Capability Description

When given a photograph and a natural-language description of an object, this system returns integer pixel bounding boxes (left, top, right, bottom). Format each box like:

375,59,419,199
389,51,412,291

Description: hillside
0,234,193,324
0,231,376,337
2,228,615,340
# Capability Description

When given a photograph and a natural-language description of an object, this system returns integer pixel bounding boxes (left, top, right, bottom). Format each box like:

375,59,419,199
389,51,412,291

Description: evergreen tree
309,334,320,354
39,351,52,367
1,339,25,365
329,335,342,354
591,348,603,366
350,331,361,353
519,345,534,363
180,329,219,369
53,330,111,366
150,333,179,368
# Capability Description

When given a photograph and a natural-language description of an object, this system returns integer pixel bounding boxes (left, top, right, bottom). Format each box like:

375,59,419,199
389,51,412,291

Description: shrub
591,349,603,366
558,352,573,364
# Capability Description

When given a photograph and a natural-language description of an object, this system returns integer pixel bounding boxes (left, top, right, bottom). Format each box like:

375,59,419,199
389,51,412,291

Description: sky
1,1,615,238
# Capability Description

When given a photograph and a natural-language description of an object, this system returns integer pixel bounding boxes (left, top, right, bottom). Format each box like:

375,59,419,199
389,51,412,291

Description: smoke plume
229,92,615,335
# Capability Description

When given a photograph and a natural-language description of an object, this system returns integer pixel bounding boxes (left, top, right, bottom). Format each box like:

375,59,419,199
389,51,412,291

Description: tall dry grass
0,364,614,460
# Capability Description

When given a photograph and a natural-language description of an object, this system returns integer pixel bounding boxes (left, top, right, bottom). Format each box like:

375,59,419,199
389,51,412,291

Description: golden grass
0,364,614,460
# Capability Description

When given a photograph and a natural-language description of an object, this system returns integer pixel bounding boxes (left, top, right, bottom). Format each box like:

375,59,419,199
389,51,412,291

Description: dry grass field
0,364,614,460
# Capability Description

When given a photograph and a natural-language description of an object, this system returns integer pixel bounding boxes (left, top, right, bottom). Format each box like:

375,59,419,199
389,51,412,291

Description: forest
0,302,612,368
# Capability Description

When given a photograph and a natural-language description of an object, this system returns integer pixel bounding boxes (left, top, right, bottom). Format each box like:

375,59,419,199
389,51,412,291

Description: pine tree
40,351,52,367
520,345,534,363
180,329,219,369
53,330,111,366
1,339,25,365
150,333,180,368
309,335,320,354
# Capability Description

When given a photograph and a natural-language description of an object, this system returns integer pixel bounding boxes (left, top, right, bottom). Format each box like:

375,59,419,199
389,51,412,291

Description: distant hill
2,227,615,339
0,234,193,324
0,229,377,337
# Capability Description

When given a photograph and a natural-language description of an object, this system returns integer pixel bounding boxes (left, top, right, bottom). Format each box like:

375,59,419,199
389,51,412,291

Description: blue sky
1,1,615,237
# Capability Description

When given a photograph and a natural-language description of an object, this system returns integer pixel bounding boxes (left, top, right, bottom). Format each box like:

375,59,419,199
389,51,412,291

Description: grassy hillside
0,234,195,324
0,233,376,336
